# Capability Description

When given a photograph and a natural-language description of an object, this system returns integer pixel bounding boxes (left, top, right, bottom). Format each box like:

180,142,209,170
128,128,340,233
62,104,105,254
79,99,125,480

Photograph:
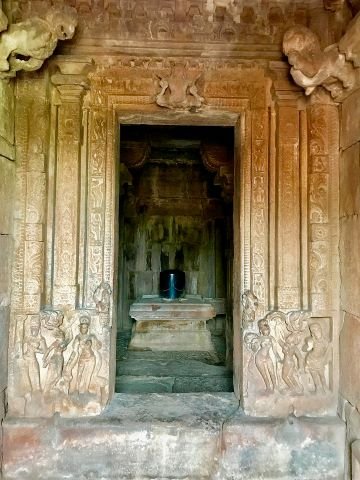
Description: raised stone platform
129,296,216,352
3,393,345,480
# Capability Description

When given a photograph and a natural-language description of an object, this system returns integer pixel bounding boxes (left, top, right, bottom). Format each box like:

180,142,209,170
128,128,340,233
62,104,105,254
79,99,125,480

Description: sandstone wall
339,87,360,479
0,76,15,472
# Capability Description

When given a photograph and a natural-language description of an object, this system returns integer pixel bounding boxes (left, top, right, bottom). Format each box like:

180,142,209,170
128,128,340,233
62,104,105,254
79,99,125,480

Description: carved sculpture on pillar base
242,290,335,417
0,5,77,78
283,11,360,99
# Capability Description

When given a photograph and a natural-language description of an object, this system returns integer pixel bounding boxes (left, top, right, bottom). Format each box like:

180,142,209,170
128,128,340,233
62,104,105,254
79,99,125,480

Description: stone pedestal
129,296,216,352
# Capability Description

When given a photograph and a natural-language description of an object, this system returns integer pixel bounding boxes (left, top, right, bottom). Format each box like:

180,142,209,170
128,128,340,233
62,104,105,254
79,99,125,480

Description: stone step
3,393,345,480
116,374,234,393
116,356,233,393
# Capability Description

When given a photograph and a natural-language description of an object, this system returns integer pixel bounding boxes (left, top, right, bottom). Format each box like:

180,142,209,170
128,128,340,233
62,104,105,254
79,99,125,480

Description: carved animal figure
283,24,356,98
0,6,77,78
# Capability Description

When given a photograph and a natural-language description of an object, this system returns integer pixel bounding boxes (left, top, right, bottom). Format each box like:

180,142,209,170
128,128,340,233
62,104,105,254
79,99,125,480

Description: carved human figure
303,323,331,394
278,331,304,394
93,281,112,314
0,6,77,78
41,310,71,395
241,290,258,328
64,316,102,394
283,25,356,98
254,319,279,393
23,319,47,393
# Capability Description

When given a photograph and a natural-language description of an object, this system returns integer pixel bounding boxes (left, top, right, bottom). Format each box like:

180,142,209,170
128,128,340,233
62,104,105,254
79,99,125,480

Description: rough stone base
3,393,345,480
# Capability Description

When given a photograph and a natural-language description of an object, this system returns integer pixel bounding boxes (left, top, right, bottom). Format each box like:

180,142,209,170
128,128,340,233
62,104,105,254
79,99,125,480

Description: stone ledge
3,393,345,480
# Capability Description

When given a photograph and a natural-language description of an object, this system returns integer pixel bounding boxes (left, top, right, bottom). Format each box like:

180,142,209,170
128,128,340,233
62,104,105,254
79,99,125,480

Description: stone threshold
3,393,345,480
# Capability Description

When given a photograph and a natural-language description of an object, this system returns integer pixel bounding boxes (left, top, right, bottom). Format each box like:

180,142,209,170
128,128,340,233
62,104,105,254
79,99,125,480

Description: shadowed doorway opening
116,124,234,394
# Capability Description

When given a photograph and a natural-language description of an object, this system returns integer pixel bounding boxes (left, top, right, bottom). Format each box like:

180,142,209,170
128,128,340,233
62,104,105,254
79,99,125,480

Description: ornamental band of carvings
0,6,77,78
283,11,360,99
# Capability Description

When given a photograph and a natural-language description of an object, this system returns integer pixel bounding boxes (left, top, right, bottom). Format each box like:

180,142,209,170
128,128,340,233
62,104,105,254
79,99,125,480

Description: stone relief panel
242,290,335,417
12,308,109,417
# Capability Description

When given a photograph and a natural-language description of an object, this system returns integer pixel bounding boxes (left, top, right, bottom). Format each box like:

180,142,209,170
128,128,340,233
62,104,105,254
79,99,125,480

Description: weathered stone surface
3,393,345,480
0,155,14,233
352,439,360,480
3,393,238,480
340,143,360,217
342,89,360,149
0,307,9,390
214,410,345,480
340,217,360,316
340,313,360,408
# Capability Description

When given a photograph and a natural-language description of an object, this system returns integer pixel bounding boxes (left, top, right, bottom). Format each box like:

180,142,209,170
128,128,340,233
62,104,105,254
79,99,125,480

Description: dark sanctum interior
116,125,235,394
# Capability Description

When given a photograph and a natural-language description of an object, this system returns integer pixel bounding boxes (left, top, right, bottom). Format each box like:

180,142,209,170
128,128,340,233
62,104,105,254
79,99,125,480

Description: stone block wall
339,87,360,479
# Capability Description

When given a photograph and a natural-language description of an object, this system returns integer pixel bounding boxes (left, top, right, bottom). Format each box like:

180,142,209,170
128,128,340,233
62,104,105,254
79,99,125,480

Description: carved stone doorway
115,115,240,394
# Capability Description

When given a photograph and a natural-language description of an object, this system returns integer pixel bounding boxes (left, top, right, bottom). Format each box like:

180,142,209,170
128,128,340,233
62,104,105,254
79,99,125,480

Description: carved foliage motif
86,109,107,307
309,105,331,311
251,109,268,313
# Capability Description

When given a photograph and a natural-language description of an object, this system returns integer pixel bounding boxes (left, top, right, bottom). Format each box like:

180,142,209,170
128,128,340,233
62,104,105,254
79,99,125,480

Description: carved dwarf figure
23,317,47,393
0,6,77,78
303,323,331,394
64,316,102,395
93,281,112,314
241,290,258,328
283,24,356,98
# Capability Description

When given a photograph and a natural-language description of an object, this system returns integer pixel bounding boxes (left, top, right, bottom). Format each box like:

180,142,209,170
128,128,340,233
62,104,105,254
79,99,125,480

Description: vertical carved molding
308,99,338,313
85,107,108,308
250,108,269,317
276,101,301,310
8,76,49,415
52,83,85,308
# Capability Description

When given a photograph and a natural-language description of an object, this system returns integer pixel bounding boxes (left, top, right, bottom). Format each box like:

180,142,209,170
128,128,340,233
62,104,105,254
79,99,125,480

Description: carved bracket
283,12,360,99
0,6,77,78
